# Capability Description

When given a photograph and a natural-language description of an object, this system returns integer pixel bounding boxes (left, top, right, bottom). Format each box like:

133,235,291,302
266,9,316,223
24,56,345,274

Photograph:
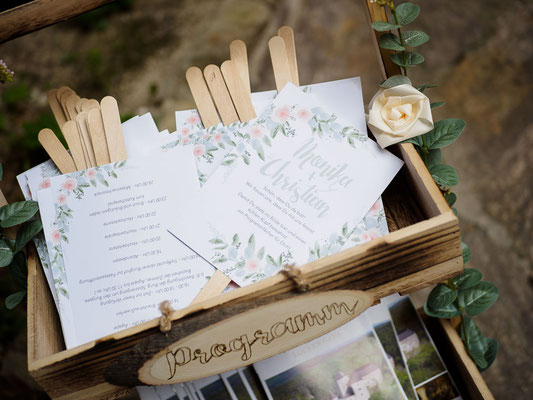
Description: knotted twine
159,300,174,333
279,264,310,292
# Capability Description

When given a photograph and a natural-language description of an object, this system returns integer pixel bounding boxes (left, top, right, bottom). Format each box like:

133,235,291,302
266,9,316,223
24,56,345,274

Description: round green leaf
462,241,472,264
425,119,466,149
427,283,457,309
5,290,26,309
395,2,420,25
444,192,457,206
0,239,14,268
14,218,43,252
380,75,412,89
429,164,459,187
453,268,482,290
402,30,430,47
479,338,499,372
379,33,405,51
458,281,499,316
0,200,39,228
371,21,401,32
391,51,424,67
424,301,463,319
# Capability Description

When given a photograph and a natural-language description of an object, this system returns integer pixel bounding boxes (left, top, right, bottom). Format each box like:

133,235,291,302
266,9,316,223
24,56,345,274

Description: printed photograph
374,320,416,400
261,330,405,400
415,373,460,400
388,298,445,386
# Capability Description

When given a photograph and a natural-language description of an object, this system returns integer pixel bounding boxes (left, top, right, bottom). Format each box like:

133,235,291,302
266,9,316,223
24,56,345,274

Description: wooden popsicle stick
65,94,80,121
81,99,100,112
62,120,87,170
47,89,68,129
38,129,77,174
75,97,87,113
100,96,127,162
268,36,293,92
60,89,76,120
57,87,75,120
185,67,221,128
190,270,231,305
278,26,300,86
221,60,257,122
203,64,239,126
87,108,111,166
229,39,251,94
76,112,97,167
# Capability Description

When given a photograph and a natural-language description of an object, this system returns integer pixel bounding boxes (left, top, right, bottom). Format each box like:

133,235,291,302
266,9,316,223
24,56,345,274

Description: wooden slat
229,39,251,94
190,270,231,305
37,128,76,174
268,36,293,92
62,120,87,170
87,108,111,166
47,89,68,129
185,67,220,128
100,96,127,162
278,26,299,85
0,0,117,44
203,64,239,126
220,60,257,122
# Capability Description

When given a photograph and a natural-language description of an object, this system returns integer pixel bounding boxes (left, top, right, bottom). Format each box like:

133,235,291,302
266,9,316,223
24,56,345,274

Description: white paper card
169,84,403,286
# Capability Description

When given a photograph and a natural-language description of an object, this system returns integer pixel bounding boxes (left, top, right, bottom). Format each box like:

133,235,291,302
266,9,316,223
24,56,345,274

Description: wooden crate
23,1,475,399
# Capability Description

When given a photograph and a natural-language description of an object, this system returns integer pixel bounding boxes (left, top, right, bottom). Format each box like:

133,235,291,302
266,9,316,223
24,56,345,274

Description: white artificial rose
367,84,434,148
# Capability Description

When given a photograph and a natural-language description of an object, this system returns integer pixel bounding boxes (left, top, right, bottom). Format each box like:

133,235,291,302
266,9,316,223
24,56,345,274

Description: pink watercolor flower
249,125,265,139
361,228,381,242
246,258,260,273
186,114,200,125
51,229,61,244
39,178,51,189
202,133,210,140
57,193,67,205
296,107,311,121
193,144,205,157
181,127,191,137
86,169,97,179
272,105,290,123
61,178,77,191
370,200,382,214
183,137,191,145
213,132,223,142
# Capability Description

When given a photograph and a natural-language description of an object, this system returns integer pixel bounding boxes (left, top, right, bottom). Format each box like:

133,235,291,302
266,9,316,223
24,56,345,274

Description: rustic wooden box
22,1,491,398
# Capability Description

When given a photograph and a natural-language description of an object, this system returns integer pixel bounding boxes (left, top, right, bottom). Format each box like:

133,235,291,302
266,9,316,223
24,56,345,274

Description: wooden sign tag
105,290,373,386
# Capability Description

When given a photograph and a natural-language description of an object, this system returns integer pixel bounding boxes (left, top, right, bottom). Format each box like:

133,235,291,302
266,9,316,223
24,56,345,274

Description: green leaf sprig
0,163,42,309
372,1,499,372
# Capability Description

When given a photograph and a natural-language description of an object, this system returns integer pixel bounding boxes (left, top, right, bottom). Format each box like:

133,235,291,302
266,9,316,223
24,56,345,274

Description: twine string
159,300,174,333
280,264,310,292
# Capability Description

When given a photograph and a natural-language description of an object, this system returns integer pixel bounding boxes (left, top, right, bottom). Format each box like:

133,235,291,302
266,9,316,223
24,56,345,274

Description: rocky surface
0,0,531,398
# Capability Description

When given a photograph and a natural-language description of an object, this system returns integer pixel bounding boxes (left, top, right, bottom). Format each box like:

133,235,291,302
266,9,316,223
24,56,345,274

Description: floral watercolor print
169,83,403,287
17,159,62,309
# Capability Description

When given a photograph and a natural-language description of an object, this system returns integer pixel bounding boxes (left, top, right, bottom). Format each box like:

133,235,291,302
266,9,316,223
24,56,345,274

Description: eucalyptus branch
389,4,408,75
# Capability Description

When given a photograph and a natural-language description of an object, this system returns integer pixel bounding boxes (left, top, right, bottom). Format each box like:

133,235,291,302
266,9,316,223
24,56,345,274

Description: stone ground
0,0,532,398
